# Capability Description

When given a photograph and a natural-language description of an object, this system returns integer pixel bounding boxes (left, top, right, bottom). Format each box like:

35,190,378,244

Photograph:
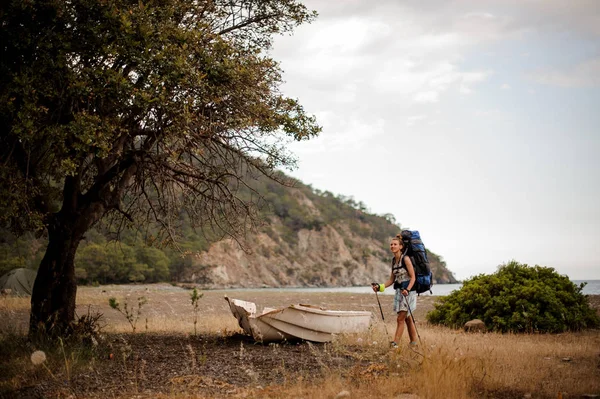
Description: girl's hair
392,234,404,246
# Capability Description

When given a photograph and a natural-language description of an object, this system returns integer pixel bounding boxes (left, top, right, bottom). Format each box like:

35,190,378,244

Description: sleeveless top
391,255,411,288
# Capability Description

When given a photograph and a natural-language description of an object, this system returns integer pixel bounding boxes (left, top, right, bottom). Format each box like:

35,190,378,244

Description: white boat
225,297,372,343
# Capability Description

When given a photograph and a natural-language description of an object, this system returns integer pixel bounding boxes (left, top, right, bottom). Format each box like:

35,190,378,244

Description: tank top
391,255,410,287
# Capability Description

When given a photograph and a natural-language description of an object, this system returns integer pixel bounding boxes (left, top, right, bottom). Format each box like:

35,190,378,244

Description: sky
268,0,600,281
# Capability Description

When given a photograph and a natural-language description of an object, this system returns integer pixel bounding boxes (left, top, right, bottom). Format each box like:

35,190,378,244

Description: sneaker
390,341,398,348
409,341,418,347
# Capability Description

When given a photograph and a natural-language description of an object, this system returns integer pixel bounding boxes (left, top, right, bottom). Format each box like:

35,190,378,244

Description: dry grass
1,284,599,398
145,324,600,399
268,324,600,399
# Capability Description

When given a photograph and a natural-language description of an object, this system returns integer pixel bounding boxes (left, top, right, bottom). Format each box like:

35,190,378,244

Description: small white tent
0,268,37,296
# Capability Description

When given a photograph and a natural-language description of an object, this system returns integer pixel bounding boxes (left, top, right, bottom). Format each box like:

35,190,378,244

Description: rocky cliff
184,189,459,288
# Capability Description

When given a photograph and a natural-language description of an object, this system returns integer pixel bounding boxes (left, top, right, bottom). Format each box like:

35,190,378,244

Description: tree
135,246,170,282
0,0,320,336
427,261,600,333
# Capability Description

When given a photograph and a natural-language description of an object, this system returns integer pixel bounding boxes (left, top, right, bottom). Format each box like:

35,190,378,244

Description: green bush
427,260,600,333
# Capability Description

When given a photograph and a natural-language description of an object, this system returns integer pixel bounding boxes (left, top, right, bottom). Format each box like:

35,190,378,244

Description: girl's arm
384,271,395,288
372,271,395,292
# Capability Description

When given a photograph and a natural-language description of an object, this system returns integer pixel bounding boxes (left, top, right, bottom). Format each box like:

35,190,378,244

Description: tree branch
218,12,281,35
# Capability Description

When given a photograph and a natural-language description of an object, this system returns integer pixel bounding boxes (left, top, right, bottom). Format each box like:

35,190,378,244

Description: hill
0,175,458,288
186,181,457,288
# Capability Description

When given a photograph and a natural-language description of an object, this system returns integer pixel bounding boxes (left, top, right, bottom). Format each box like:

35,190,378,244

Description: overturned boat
225,296,372,343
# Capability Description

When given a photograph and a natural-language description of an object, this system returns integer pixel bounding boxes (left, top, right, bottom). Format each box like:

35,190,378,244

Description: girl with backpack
371,234,418,348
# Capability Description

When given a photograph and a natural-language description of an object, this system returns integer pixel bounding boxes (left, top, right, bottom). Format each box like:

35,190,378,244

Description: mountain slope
183,184,459,288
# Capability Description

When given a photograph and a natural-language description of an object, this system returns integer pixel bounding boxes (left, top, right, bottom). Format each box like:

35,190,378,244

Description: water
219,280,600,296
573,280,600,295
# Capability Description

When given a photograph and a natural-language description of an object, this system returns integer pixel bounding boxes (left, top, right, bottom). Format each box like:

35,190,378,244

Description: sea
219,280,600,296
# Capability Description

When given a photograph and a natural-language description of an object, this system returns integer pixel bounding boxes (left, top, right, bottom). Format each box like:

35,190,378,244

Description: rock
523,393,532,398
244,368,259,382
334,391,351,399
464,319,486,333
561,357,572,362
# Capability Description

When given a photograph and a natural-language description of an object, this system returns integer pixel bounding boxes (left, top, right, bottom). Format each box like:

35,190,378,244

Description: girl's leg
394,311,407,344
405,314,418,344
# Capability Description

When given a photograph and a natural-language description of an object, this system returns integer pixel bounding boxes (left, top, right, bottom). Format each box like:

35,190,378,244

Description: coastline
81,285,600,326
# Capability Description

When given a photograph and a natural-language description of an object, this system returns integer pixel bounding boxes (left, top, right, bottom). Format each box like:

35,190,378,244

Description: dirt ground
13,331,377,398
2,285,599,399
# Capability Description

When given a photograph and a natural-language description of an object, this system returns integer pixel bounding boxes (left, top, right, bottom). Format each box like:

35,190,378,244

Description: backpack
400,230,433,295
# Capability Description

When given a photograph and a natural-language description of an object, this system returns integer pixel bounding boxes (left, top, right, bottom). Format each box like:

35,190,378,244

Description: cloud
269,0,498,155
370,59,491,103
406,115,427,126
532,58,600,88
272,0,594,169
505,0,600,36
414,91,440,103
289,116,386,155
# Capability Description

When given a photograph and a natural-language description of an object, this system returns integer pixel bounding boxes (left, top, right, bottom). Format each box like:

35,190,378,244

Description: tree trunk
29,212,87,336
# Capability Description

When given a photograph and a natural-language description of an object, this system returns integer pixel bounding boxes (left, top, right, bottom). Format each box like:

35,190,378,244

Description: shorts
394,289,417,314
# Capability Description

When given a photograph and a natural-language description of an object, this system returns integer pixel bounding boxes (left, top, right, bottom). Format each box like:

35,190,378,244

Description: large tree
0,0,320,336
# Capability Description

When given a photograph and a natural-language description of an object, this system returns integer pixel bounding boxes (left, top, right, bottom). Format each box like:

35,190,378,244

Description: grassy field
1,284,599,398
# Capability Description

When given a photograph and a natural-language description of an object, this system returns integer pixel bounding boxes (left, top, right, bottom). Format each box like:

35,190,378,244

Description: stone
334,391,351,399
464,319,486,333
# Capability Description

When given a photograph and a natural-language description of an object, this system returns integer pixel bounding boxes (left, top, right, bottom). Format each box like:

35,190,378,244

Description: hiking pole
372,284,391,339
404,293,422,344
375,291,385,321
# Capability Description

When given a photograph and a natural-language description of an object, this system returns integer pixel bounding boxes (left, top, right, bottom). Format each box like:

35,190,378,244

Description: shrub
427,260,600,333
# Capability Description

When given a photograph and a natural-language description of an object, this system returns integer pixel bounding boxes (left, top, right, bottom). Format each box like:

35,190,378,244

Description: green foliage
72,236,171,284
1,0,320,238
0,232,45,276
427,261,600,333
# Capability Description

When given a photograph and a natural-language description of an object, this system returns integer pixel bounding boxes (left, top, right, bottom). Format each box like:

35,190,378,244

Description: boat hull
225,297,371,343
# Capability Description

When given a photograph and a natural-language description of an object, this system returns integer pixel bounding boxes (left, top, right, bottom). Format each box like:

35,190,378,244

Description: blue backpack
400,230,433,295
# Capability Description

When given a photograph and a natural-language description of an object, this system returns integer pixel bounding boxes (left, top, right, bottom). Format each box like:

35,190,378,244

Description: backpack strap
399,248,409,269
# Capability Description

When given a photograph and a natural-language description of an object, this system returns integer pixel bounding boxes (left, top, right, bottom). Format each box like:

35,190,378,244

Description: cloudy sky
269,0,600,281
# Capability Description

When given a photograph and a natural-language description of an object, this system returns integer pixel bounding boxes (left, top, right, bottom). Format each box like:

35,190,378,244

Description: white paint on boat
225,296,371,343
